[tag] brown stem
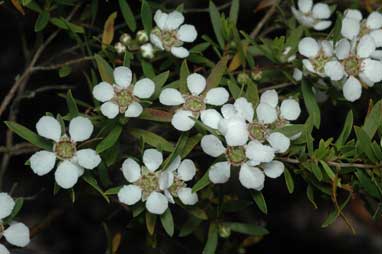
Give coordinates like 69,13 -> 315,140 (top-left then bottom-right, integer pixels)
279,157 -> 382,169
250,0 -> 279,38
31,56 -> 94,72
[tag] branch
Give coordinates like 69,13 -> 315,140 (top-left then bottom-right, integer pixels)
183,2 -> 231,13
250,0 -> 279,39
279,157 -> 382,169
31,56 -> 94,72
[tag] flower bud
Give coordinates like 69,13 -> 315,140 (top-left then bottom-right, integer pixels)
237,72 -> 250,85
136,30 -> 149,43
120,33 -> 132,45
251,68 -> 263,81
114,42 -> 126,54
141,43 -> 154,59
218,224 -> 231,238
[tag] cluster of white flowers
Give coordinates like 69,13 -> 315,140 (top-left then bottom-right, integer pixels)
114,31 -> 155,59
118,149 -> 198,215
200,90 -> 301,190
93,66 -> 155,119
291,0 -> 332,31
0,193 -> 30,254
29,116 -> 101,189
150,10 -> 197,58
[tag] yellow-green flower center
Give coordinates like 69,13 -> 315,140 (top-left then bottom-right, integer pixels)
136,171 -> 160,199
113,89 -> 135,113
226,146 -> 246,166
342,56 -> 361,76
152,27 -> 182,51
248,122 -> 268,142
312,53 -> 331,74
168,177 -> 186,197
183,95 -> 206,112
54,136 -> 76,160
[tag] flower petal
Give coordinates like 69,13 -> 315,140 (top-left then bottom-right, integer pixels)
239,164 -> 265,190
320,40 -> 334,57
200,109 -> 222,129
3,222 -> 30,247
100,101 -> 119,119
263,160 -> 285,178
313,20 -> 332,31
118,185 -> 142,205
218,116 -> 249,146
76,149 -> 101,169
92,82 -> 114,102
280,99 -> 301,121
177,187 -> 198,205
256,102 -> 277,124
154,10 -> 168,29
177,159 -> 196,181
260,89 -> 278,107
187,73 -> 206,95
344,9 -> 362,20
267,132 -> 290,153
201,135 -> 226,157
171,110 -> 195,131
343,76 -> 362,102
293,68 -> 303,81
204,87 -> 229,106
246,140 -> 275,163
166,156 -> 181,172
133,78 -> 155,99
234,97 -> 254,122
335,39 -> 351,60
54,161 -> 81,189
165,10 -> 184,30
113,66 -> 132,88
208,162 -> 231,184
145,191 -> 168,215
0,244 -> 9,254
370,29 -> 382,47
69,116 -> 93,142
159,88 -> 185,105
159,171 -> 174,190
221,104 -> 236,119
150,33 -> 164,50
29,151 -> 56,176
122,158 -> 141,182
341,17 -> 360,40
357,35 -> 376,58
171,46 -> 189,58
297,0 -> 313,13
143,149 -> 163,171
366,11 -> 382,30
312,3 -> 331,19
298,37 -> 319,58
0,192 -> 15,220
324,61 -> 345,81
177,24 -> 197,42
361,58 -> 382,83
36,116 -> 61,142
125,102 -> 143,117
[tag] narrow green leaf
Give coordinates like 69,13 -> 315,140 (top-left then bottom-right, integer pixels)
306,184 -> 318,209
362,100 -> 382,139
58,65 -> 71,77
96,124 -> 122,153
179,60 -> 190,93
229,0 -> 239,25
320,160 -> 335,181
284,168 -> 294,194
251,191 -> 267,214
139,108 -> 173,122
146,212 -> 157,235
202,223 -> 218,254
141,0 -> 152,34
140,58 -> 155,79
335,110 -> 353,148
204,56 -> 228,92
50,17 -> 84,33
66,90 -> 79,118
225,222 -> 269,236
160,209 -> 174,237
129,128 -> 174,152
355,170 -> 381,199
192,169 -> 210,193
94,54 -> 114,83
152,71 -> 170,99
105,186 -> 123,195
355,126 -> 378,162
34,10 -> 50,32
118,0 -> 136,31
302,80 -> 320,128
209,1 -> 224,48
180,133 -> 203,158
82,174 -> 110,203
321,193 -> 352,227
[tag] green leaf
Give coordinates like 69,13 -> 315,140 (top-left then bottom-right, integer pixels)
229,0 -> 239,25
5,121 -> 52,150
66,90 -> 79,118
50,17 -> 84,33
245,79 -> 259,107
140,58 -> 155,79
145,211 -> 157,235
3,198 -> 24,224
204,56 -> 228,92
306,184 -> 318,209
284,168 -> 294,194
355,170 -> 381,199
118,0 -> 136,31
105,186 -> 123,195
251,191 -> 267,214
152,71 -> 170,99
335,110 -> 353,148
321,193 -> 352,228
355,126 -> 378,162
302,80 -> 320,128
202,223 -> 218,254
319,160 -> 335,181
141,0 -> 152,34
180,133 -> 203,158
129,128 -> 174,152
82,174 -> 110,203
209,1 -> 224,48
34,10 -> 50,32
192,169 -> 210,193
362,100 -> 382,139
58,65 -> 71,77
94,54 -> 114,83
160,209 -> 174,237
225,222 -> 269,236
139,108 -> 173,122
96,124 -> 122,153
179,60 -> 190,93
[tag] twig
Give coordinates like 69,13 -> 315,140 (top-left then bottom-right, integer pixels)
183,2 -> 231,13
31,56 -> 94,72
259,82 -> 294,92
250,0 -> 279,38
279,157 -> 382,169
30,209 -> 64,238
0,143 -> 38,155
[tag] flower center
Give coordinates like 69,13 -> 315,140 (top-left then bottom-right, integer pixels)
248,122 -> 268,142
168,177 -> 186,197
342,56 -> 361,76
136,171 -> 160,199
113,88 -> 135,113
152,27 -> 182,51
226,146 -> 246,166
54,136 -> 76,160
183,95 -> 206,113
359,21 -> 370,38
312,53 -> 330,74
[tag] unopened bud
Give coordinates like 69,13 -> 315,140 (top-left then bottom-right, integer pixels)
251,68 -> 263,81
137,30 -> 149,43
237,72 -> 250,85
114,42 -> 126,54
120,33 -> 132,45
218,224 -> 231,238
141,43 -> 154,59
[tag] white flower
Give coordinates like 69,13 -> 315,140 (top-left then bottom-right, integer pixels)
298,37 -> 334,76
0,192 -> 15,220
114,42 -> 126,55
140,43 -> 154,59
293,68 -> 303,81
118,149 -> 198,215
150,10 -> 197,58
159,73 -> 229,131
93,66 -> 155,119
291,0 -> 332,31
29,116 -> 101,189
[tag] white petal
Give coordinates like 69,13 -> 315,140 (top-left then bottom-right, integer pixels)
165,10 -> 184,30
246,140 -> 275,163
201,135 -> 226,157
30,151 -> 56,176
280,99 -> 301,121
313,20 -> 332,31
359,72 -> 375,87
0,193 -> 15,220
343,76 -> 362,102
69,116 -> 93,142
177,159 -> 196,181
361,58 -> 382,82
100,101 -> 119,119
263,160 -> 285,178
372,50 -> 382,60
344,9 -> 362,20
159,88 -> 185,105
293,68 -> 303,81
370,29 -> 382,47
159,171 -> 174,190
76,149 -> 101,169
3,222 -> 30,247
122,158 -> 141,182
298,37 -> 319,58
297,0 -> 312,13
335,39 -> 351,60
92,82 -> 114,102
171,110 -> 195,131
341,17 -> 360,40
221,104 -> 236,119
200,109 -> 222,129
118,185 -> 142,205
164,189 -> 175,204
177,24 -> 197,43
312,3 -> 331,19
113,66 -> 132,88
204,87 -> 229,106
267,132 -> 290,153
324,61 -> 345,81
218,116 -> 249,146
177,187 -> 198,205
187,73 -> 206,95
36,116 -> 61,142
208,162 -> 231,184
239,164 -> 265,190
154,10 -> 168,29
234,97 -> 254,121
320,40 -> 334,57
366,11 -> 382,30
171,46 -> 189,58
133,78 -> 155,99
357,35 -> 376,58
166,156 -> 181,172
256,102 -> 277,124
145,191 -> 168,215
0,244 -> 9,254
125,102 -> 143,117
150,33 -> 164,50
260,89 -> 278,107
54,161 -> 81,189
303,59 -> 316,73
143,149 -> 163,171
